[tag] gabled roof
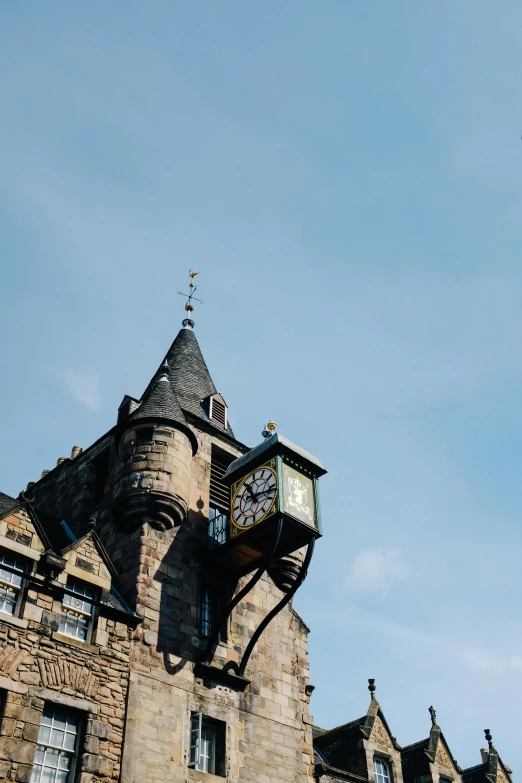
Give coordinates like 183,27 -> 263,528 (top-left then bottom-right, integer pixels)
313,715 -> 367,769
462,742 -> 512,783
61,526 -> 118,580
314,685 -> 400,775
402,708 -> 460,780
142,324 -> 234,436
0,491 -> 17,516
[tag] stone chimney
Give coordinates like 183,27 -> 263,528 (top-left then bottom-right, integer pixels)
481,749 -> 489,763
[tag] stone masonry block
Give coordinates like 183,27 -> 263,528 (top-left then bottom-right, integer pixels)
0,737 -> 36,764
86,719 -> 112,739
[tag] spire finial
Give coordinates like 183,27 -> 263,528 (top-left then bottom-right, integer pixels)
262,418 -> 277,439
429,706 -> 437,726
178,269 -> 203,329
368,678 -> 376,700
484,729 -> 493,750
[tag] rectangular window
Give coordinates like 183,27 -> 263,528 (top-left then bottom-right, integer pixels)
30,705 -> 80,783
208,506 -> 228,548
92,449 -> 110,506
59,580 -> 96,642
374,758 -> 391,783
0,549 -> 27,617
189,712 -> 226,776
200,582 -> 227,642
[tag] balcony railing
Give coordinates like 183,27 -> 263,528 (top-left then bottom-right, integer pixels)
208,510 -> 228,550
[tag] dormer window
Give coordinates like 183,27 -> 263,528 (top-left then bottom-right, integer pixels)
59,579 -> 97,642
374,758 -> 391,783
0,549 -> 27,618
208,394 -> 228,429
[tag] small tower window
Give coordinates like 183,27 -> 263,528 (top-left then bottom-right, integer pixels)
92,449 -> 110,507
199,581 -> 227,642
374,758 -> 391,783
208,394 -> 228,429
189,713 -> 226,776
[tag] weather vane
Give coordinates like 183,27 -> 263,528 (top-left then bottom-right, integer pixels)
178,269 -> 203,327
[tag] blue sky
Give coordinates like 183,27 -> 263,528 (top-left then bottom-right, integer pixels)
1,0 -> 522,773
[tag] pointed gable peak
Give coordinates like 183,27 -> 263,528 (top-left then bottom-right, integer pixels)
360,680 -> 397,750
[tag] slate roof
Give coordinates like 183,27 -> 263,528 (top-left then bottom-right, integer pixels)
34,509 -> 74,552
401,738 -> 430,782
142,325 -> 234,436
131,373 -> 186,426
313,716 -> 366,769
0,491 -> 17,516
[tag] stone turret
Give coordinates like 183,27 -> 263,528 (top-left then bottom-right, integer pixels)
112,361 -> 198,531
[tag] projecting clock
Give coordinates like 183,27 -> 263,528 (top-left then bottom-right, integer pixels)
231,464 -> 278,529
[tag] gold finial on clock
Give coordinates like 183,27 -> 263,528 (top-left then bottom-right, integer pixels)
262,418 -> 277,439
178,269 -> 203,328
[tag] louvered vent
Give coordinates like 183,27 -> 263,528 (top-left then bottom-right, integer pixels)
210,398 -> 227,428
210,449 -> 233,510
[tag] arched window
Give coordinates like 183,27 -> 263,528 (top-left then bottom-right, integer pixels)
374,758 -> 391,783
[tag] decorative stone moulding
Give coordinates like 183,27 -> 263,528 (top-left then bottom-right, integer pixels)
267,553 -> 303,593
112,488 -> 187,532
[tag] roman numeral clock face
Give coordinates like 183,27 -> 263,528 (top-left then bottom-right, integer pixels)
231,467 -> 277,528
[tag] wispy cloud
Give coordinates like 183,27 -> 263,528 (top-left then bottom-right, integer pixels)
62,369 -> 100,410
344,547 -> 412,596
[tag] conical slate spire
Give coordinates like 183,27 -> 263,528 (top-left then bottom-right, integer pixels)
132,370 -> 186,426
142,324 -> 232,432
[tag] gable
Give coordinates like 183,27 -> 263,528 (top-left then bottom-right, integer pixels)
370,716 -> 393,750
497,762 -> 510,783
0,508 -> 46,559
435,738 -> 456,772
61,531 -> 116,589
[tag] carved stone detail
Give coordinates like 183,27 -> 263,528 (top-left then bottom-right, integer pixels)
435,741 -> 454,770
0,646 -> 28,677
36,658 -> 99,697
371,716 -> 392,748
497,767 -> 509,783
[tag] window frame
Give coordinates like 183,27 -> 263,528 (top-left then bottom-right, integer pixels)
58,579 -> 97,644
30,703 -> 83,783
374,756 -> 392,783
189,712 -> 226,777
199,580 -> 228,643
0,548 -> 28,619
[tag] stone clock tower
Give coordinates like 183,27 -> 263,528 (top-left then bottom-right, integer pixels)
0,302 -> 319,783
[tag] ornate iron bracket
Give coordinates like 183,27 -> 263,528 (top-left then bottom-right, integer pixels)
224,537 -> 315,678
201,518 -> 284,665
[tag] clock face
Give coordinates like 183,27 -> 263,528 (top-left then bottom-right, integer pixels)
231,466 -> 278,528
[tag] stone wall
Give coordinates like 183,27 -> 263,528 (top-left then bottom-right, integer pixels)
0,610 -> 131,783
30,434 -> 114,538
